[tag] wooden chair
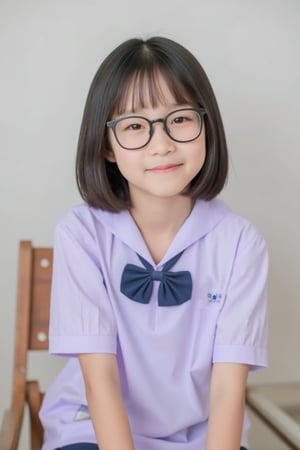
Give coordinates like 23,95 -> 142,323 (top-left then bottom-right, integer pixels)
0,241 -> 53,450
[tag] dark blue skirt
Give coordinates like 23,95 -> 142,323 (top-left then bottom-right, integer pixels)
57,444 -> 248,450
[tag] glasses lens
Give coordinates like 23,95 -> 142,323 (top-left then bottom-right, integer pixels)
166,109 -> 202,142
115,117 -> 150,150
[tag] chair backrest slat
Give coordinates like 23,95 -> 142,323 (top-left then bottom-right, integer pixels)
29,248 -> 53,350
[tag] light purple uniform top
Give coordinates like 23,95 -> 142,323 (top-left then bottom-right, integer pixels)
40,198 -> 268,450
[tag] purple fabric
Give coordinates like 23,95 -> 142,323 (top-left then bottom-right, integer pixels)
40,199 -> 268,450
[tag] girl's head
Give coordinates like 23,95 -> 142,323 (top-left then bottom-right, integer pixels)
76,36 -> 228,211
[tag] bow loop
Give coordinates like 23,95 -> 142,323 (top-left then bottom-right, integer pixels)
120,252 -> 192,307
120,264 -> 152,304
158,270 -> 192,306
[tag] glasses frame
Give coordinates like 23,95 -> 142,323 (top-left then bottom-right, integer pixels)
106,107 -> 206,150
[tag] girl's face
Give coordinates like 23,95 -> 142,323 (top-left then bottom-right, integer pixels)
106,73 -> 206,207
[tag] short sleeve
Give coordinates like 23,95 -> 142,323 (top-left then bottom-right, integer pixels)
49,216 -> 117,357
213,224 -> 268,370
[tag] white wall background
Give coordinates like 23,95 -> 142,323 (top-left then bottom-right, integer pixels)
0,1 -> 299,448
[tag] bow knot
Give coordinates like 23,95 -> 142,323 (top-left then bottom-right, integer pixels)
120,251 -> 192,307
151,271 -> 164,282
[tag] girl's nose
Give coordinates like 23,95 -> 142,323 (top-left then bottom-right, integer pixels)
148,123 -> 176,155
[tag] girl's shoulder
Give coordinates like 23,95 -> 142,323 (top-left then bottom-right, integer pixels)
192,198 -> 267,254
56,203 -> 121,235
54,203 -> 135,251
194,198 -> 264,236
207,198 -> 267,252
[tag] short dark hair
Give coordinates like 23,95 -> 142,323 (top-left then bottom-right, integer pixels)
76,36 -> 228,211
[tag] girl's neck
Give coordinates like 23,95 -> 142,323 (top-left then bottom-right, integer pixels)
130,196 -> 194,264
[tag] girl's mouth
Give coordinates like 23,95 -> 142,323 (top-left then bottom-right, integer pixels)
147,163 -> 182,173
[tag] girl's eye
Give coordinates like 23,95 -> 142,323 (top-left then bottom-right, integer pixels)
172,115 -> 191,124
119,119 -> 146,132
126,123 -> 142,131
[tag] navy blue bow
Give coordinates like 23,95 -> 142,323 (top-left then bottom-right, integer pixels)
120,251 -> 192,307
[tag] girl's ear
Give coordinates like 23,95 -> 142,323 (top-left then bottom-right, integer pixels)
105,147 -> 116,163
104,133 -> 116,162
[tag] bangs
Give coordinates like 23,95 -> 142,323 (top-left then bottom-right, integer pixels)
113,67 -> 196,116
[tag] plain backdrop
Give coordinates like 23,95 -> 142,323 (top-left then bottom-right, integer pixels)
0,1 -> 299,449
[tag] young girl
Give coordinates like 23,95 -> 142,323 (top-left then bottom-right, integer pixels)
40,36 -> 268,450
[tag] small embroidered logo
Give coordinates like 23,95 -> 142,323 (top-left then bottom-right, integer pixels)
208,293 -> 222,302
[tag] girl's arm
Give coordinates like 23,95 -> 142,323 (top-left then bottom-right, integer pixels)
205,362 -> 249,450
79,353 -> 135,450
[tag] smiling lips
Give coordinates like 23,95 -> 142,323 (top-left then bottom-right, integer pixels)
147,163 -> 182,173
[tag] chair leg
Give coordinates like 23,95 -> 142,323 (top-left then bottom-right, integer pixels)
0,405 -> 24,450
26,381 -> 44,450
